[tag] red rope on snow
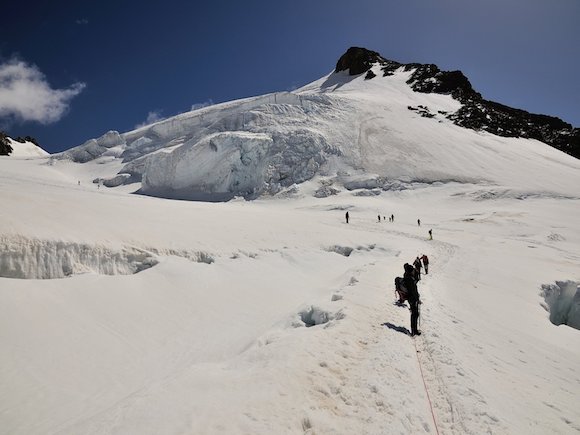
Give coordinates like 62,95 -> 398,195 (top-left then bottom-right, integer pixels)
413,338 -> 441,435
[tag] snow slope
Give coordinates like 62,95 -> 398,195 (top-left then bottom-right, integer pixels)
4,137 -> 49,157
1,62 -> 580,434
55,65 -> 580,200
1,152 -> 580,434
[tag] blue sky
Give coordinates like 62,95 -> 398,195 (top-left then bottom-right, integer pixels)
1,0 -> 579,153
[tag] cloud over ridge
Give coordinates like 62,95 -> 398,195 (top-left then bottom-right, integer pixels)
0,58 -> 85,125
134,110 -> 165,129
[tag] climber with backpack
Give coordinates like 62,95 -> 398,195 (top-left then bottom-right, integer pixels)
421,254 -> 429,274
413,256 -> 422,282
403,263 -> 421,336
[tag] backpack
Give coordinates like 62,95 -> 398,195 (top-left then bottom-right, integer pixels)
394,276 -> 405,291
395,277 -> 408,302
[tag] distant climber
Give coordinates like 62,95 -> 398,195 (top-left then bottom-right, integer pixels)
345,211 -> 350,224
421,254 -> 429,274
404,263 -> 421,336
429,229 -> 433,240
413,256 -> 422,281
378,214 -> 381,222
391,214 -> 394,223
417,219 -> 421,227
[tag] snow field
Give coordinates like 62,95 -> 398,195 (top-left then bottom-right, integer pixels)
2,164 -> 579,434
2,64 -> 580,434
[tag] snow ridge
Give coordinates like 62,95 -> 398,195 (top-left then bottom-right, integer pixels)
0,236 -> 157,279
0,235 -> 221,279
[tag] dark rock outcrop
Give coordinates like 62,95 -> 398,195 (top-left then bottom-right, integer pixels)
0,132 -> 13,156
404,64 -> 481,101
406,67 -> 580,159
335,47 -> 389,75
364,70 -> 376,80
334,47 -> 580,160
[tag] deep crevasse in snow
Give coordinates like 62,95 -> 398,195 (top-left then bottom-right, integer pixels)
541,281 -> 580,330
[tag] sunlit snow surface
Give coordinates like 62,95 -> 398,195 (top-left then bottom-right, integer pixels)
5,137 -> 49,158
1,67 -> 580,434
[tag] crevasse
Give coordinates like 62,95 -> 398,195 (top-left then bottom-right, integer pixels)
541,281 -> 580,331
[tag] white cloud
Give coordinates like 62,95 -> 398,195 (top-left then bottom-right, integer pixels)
191,99 -> 214,111
134,110 -> 165,129
133,101 -> 215,131
75,18 -> 89,25
0,58 -> 86,125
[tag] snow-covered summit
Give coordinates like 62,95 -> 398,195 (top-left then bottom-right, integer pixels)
54,48 -> 580,200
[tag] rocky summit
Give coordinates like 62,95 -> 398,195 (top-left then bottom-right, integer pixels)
335,47 -> 388,75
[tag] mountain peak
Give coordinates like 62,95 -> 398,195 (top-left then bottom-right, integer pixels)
332,47 -> 579,159
55,47 -> 579,200
335,47 -> 389,75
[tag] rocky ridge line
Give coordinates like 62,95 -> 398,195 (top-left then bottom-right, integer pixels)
335,47 -> 580,159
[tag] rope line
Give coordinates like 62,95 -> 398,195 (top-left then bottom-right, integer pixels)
413,338 -> 441,435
